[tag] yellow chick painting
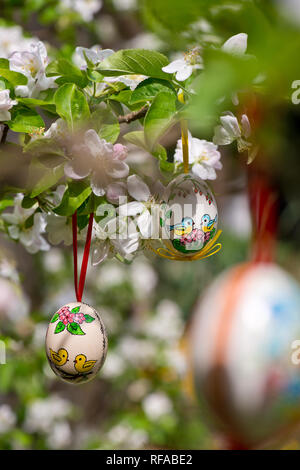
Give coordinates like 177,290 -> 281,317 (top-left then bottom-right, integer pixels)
74,354 -> 97,374
49,348 -> 69,367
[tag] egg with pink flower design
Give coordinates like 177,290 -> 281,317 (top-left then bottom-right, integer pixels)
45,302 -> 108,384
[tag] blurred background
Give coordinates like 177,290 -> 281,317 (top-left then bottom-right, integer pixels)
0,0 -> 300,450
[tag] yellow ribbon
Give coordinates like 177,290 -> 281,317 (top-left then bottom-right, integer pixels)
178,92 -> 189,174
151,230 -> 222,261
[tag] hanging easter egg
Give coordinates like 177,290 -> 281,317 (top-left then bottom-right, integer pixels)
190,262 -> 300,448
45,302 -> 108,384
160,174 -> 218,256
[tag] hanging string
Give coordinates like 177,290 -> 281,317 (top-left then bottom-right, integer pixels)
178,92 -> 189,174
72,211 -> 94,302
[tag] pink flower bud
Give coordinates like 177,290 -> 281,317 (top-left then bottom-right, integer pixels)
113,143 -> 128,160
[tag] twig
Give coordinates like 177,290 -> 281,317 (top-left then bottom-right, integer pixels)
0,124 -> 9,144
118,105 -> 148,124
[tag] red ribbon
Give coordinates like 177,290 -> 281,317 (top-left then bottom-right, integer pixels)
72,211 -> 94,302
248,170 -> 278,263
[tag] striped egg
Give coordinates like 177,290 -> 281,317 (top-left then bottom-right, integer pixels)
190,263 -> 300,448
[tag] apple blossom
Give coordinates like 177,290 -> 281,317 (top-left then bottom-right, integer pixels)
213,111 -> 258,162
222,33 -> 248,56
174,132 -> 222,180
0,89 -> 17,121
65,129 -> 129,197
2,194 -> 49,254
0,25 -> 38,58
9,41 -> 57,98
73,45 -> 114,69
162,47 -> 203,81
105,74 -> 146,90
60,0 -> 103,22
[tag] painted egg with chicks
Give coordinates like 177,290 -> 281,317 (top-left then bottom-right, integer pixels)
45,302 -> 108,384
160,174 -> 218,256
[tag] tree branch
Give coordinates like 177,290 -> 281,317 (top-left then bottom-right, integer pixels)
118,105 -> 148,124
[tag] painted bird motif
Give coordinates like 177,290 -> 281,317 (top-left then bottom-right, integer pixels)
49,348 -> 69,367
168,217 -> 194,236
74,354 -> 97,374
201,214 -> 217,233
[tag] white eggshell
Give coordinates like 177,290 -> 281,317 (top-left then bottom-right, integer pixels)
45,302 -> 108,384
161,174 -> 218,255
190,263 -> 300,447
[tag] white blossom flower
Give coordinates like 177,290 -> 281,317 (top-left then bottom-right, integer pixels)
0,25 -> 38,58
213,111 -> 258,162
2,194 -> 50,254
65,129 -> 129,197
42,249 -> 64,273
105,74 -> 146,90
46,214 -> 72,246
174,131 -> 222,180
118,336 -> 156,367
101,351 -> 126,379
43,118 -> 68,140
46,421 -> 72,449
92,215 -> 140,265
162,47 -> 203,81
0,89 -> 17,121
60,0 -> 103,21
130,258 -> 157,298
146,299 -> 184,343
24,395 -> 71,433
0,405 -> 16,434
0,278 -> 29,322
142,392 -> 173,421
125,32 -> 163,51
9,41 -> 57,98
222,33 -> 248,56
73,45 -> 114,69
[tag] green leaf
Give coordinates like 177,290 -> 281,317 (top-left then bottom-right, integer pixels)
91,107 -> 120,143
84,314 -> 95,323
0,196 -> 14,213
67,322 -> 85,335
46,59 -> 88,88
124,131 -> 174,172
54,321 -> 65,334
0,68 -> 27,86
71,306 -> 80,313
50,313 -> 59,323
29,162 -> 64,198
123,130 -> 148,150
97,49 -> 170,80
144,91 -> 177,150
130,78 -> 176,104
17,98 -> 56,114
0,59 -> 9,69
153,144 -> 174,173
54,83 -> 90,130
8,107 -> 45,133
54,180 -> 92,216
21,196 -> 37,209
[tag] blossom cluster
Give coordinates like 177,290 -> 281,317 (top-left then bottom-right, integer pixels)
0,23 -> 257,264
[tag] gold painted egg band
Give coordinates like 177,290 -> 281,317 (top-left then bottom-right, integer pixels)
151,229 -> 222,261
